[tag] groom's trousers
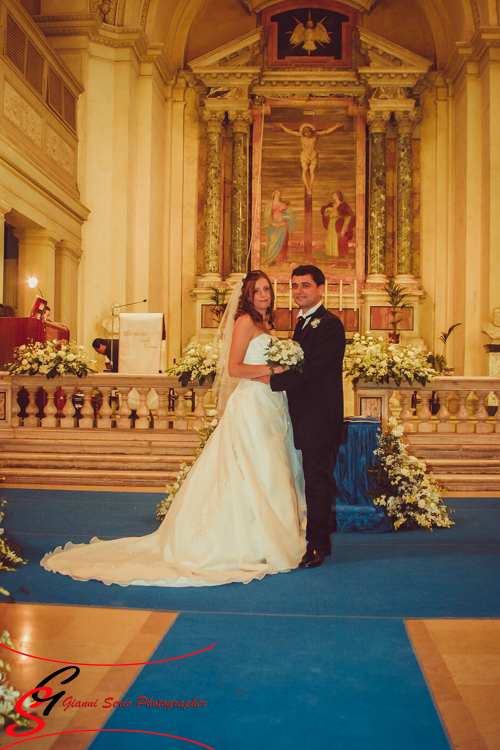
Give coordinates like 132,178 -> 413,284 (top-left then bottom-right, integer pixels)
301,440 -> 338,552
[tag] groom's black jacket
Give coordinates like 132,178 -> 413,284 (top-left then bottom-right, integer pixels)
270,305 -> 345,449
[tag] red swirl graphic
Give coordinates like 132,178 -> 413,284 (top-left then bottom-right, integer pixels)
2,729 -> 215,749
0,642 -> 214,667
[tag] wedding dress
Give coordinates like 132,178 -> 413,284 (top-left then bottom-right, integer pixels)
41,334 -> 306,587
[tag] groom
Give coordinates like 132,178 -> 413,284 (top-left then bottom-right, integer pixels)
257,265 -> 345,568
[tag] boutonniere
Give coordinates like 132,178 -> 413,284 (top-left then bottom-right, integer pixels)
310,318 -> 321,329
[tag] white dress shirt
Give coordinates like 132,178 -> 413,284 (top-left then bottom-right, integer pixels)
297,300 -> 323,328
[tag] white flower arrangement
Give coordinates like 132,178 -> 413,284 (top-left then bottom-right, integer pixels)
0,630 -> 37,731
166,340 -> 222,387
343,333 -> 437,387
369,417 -> 454,531
7,340 -> 96,379
265,338 -> 304,374
156,416 -> 219,521
310,318 -> 321,329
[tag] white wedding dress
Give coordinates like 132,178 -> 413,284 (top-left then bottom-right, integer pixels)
41,334 -> 306,587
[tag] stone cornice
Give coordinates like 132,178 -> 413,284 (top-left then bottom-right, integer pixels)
445,28 -> 500,83
34,16 -> 174,84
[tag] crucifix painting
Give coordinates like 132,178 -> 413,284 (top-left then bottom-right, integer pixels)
252,100 -> 365,281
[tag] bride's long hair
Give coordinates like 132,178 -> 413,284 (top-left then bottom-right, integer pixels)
235,270 -> 275,328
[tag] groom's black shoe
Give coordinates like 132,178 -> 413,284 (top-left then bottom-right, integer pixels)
299,548 -> 326,569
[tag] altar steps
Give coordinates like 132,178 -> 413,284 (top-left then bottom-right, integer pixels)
0,429 -> 199,487
406,435 -> 500,492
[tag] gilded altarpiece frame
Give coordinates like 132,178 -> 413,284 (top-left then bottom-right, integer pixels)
251,98 -> 366,292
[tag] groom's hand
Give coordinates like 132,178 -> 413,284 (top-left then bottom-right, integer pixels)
252,374 -> 271,384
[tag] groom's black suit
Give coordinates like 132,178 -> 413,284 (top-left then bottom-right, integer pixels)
270,305 -> 345,552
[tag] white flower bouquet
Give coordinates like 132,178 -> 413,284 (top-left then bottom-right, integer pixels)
343,333 -> 437,387
166,340 -> 221,387
265,338 -> 304,374
368,418 -> 454,531
7,340 -> 96,379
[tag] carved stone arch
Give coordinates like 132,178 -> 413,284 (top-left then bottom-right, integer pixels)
411,0 -> 477,66
165,0 -> 207,70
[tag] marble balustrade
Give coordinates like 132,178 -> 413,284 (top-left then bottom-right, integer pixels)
354,377 -> 500,434
0,373 -> 212,432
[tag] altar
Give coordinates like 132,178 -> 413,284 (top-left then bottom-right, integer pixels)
334,417 -> 393,533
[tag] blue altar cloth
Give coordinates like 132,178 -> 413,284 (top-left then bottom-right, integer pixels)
334,417 -> 393,533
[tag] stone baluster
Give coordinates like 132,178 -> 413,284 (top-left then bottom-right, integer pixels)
474,390 -> 491,433
23,385 -> 39,428
192,387 -> 208,429
202,110 -> 225,280
11,387 -> 20,427
78,386 -> 94,429
116,388 -> 132,430
97,387 -> 113,429
366,110 -> 391,282
417,388 -> 433,432
456,390 -> 472,433
135,388 -> 150,430
228,110 -> 251,277
173,386 -> 189,430
399,390 -> 414,433
41,385 -> 58,428
495,390 -> 500,433
394,110 -> 418,283
60,389 -> 76,428
436,390 -> 453,433
155,387 -> 170,430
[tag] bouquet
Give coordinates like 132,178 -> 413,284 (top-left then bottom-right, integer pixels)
166,340 -> 221,387
7,340 -> 96,379
265,338 -> 304,374
368,418 -> 454,531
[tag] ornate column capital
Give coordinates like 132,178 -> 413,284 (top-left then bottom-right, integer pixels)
367,110 -> 391,133
56,240 -> 83,264
203,110 -> 225,134
394,109 -> 420,134
228,110 -> 252,135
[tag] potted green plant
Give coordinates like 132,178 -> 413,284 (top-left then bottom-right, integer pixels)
383,279 -> 412,343
428,323 -> 462,374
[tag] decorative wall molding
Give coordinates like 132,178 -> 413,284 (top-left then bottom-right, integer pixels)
3,81 -> 42,149
46,128 -> 75,176
243,0 -> 375,13
140,0 -> 152,29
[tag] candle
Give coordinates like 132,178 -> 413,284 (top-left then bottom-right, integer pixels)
289,279 -> 292,311
274,279 -> 277,310
354,279 -> 357,312
324,280 -> 328,308
339,280 -> 343,312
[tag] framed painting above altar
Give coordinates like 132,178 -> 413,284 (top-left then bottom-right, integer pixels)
251,98 -> 366,284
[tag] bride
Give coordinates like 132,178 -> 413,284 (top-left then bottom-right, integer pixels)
41,271 -> 306,587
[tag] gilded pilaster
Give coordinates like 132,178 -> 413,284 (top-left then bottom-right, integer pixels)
202,110 -> 225,278
367,111 -> 390,282
395,110 -> 417,281
0,199 -> 12,304
228,110 -> 252,276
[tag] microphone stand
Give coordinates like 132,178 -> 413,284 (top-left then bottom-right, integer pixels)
109,299 -> 147,372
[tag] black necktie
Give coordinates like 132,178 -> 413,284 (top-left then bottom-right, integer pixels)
295,316 -> 307,335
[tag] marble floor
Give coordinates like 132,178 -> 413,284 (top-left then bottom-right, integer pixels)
1,484 -> 499,750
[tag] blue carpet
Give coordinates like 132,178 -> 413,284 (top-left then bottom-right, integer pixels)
2,489 -> 499,618
86,613 -> 451,750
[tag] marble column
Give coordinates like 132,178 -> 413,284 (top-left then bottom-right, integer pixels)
55,240 -> 82,334
395,110 -> 416,282
0,200 -> 12,304
202,110 -> 225,280
367,111 -> 390,283
228,110 -> 252,278
14,228 -> 60,316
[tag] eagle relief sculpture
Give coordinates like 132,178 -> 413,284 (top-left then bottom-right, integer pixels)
288,10 -> 331,54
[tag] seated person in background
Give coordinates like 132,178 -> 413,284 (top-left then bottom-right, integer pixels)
92,338 -> 119,372
43,306 -> 51,321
